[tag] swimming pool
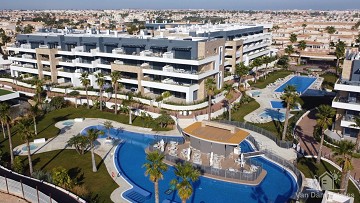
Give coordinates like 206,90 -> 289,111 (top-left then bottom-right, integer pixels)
275,76 -> 316,94
259,109 -> 286,122
251,91 -> 262,97
270,101 -> 299,110
22,144 -> 38,151
82,125 -> 297,203
62,120 -> 75,126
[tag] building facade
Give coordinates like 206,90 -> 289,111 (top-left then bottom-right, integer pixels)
7,23 -> 271,103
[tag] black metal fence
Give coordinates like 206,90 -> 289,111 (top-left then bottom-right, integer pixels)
217,120 -> 293,149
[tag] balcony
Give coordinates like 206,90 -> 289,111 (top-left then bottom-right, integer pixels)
341,115 -> 359,129
243,41 -> 271,53
246,48 -> 270,60
334,79 -> 360,93
332,96 -> 360,111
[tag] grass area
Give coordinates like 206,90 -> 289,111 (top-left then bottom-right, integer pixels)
320,73 -> 338,90
248,70 -> 293,89
25,149 -> 118,202
297,158 -> 360,202
231,99 -> 260,122
0,88 -> 13,96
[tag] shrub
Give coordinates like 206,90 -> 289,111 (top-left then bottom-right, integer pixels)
52,167 -> 72,189
32,170 -> 53,183
155,95 -> 163,102
13,156 -> 24,174
71,185 -> 90,200
50,96 -> 66,110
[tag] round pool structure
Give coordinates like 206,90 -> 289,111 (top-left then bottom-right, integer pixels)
22,144 -> 38,151
82,125 -> 298,203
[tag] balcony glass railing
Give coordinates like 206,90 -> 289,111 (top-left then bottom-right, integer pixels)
335,96 -> 360,104
337,79 -> 360,87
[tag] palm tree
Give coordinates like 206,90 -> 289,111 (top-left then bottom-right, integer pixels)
251,57 -> 263,83
235,62 -> 249,85
143,151 -> 168,203
223,83 -> 235,121
297,40 -> 307,65
33,79 -> 44,105
0,102 -> 9,138
123,93 -> 134,125
350,116 -> 360,151
261,56 -> 272,79
325,26 -> 336,51
80,72 -> 90,109
103,120 -> 113,136
333,140 -> 355,194
95,73 -> 105,111
272,25 -> 280,33
285,45 -> 295,57
86,128 -> 104,172
289,33 -> 297,44
280,85 -> 300,140
171,162 -> 200,203
155,111 -> 175,128
301,23 -> 307,35
27,104 -> 41,135
68,91 -> 80,108
335,41 -> 346,76
18,118 -> 36,175
110,71 -> 122,114
204,78 -> 216,120
5,115 -> 14,167
315,105 -> 336,163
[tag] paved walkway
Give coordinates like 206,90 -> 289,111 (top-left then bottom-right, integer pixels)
0,192 -> 29,203
296,110 -> 360,180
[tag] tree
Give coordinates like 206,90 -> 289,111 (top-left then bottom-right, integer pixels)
13,156 -> 24,174
350,116 -> 360,151
27,104 -> 41,135
280,85 -> 300,140
122,93 -> 134,124
17,118 -> 36,175
315,105 -> 336,163
80,72 -> 90,109
95,73 -> 105,111
301,23 -> 307,35
333,140 -> 355,194
261,56 -> 272,79
272,25 -> 280,33
49,96 -> 66,110
335,41 -> 346,76
297,40 -> 307,65
250,57 -> 263,83
223,83 -> 235,121
68,91 -> 80,108
110,71 -> 122,114
171,162 -> 200,203
235,62 -> 249,85
285,45 -> 295,57
204,78 -> 216,120
67,134 -> 89,155
0,102 -> 9,138
289,33 -> 297,44
325,26 -> 336,51
86,128 -> 104,172
103,121 -> 113,136
155,111 -> 175,128
277,55 -> 290,69
23,24 -> 35,34
32,79 -> 44,105
143,151 -> 168,203
5,115 -> 14,168
52,167 -> 72,189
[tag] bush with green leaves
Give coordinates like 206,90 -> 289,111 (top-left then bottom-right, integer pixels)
52,166 -> 72,189
13,156 -> 24,174
32,170 -> 53,183
50,96 -> 67,110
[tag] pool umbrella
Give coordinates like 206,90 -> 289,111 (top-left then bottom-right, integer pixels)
187,148 -> 191,161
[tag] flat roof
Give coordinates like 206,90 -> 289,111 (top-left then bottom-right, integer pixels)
183,122 -> 249,145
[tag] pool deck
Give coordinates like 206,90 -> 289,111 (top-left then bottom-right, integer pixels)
245,74 -> 323,123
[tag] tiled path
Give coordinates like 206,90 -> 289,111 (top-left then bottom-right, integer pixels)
295,110 -> 360,180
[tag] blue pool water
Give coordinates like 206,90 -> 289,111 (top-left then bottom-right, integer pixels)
62,120 -> 75,126
270,101 -> 299,110
252,91 -> 262,97
259,109 -> 286,122
82,125 -> 297,203
275,76 -> 316,94
22,144 -> 37,151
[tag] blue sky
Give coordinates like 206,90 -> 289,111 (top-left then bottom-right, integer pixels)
1,0 -> 360,10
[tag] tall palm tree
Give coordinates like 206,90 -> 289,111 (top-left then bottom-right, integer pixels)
171,162 -> 200,203
251,57 -> 263,83
110,71 -> 122,114
18,118 -> 36,175
261,56 -> 272,79
5,115 -> 14,167
280,85 -> 300,140
333,140 -> 355,194
350,116 -> 360,151
297,40 -> 307,65
335,41 -> 346,76
95,73 -> 105,111
325,26 -> 336,51
143,151 -> 168,203
103,120 -> 113,136
316,105 -> 336,163
0,102 -> 9,138
33,79 -> 44,105
27,104 -> 41,135
223,83 -> 235,121
235,62 -> 249,85
204,78 -> 216,120
301,23 -> 307,35
285,45 -> 295,57
86,128 -> 104,172
122,93 -> 135,125
80,72 -> 90,109
289,33 -> 297,44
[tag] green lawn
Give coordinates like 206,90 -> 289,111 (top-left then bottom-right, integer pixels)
297,158 -> 360,202
25,150 -> 117,202
249,70 -> 293,89
320,73 -> 338,90
231,99 -> 260,122
0,89 -> 13,96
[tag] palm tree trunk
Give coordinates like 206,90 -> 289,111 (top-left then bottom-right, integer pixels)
228,103 -> 232,121
91,143 -> 97,172
27,140 -> 33,175
114,85 -> 118,115
33,116 -> 37,135
298,53 -> 301,65
208,95 -> 211,121
343,170 -> 350,194
75,97 -> 78,108
86,88 -> 90,109
1,122 -> 5,138
100,90 -> 103,111
154,181 -> 159,203
265,64 -> 268,79
6,123 -> 14,167
317,132 -> 325,163
356,133 -> 360,151
282,105 -> 290,140
129,109 -> 132,125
